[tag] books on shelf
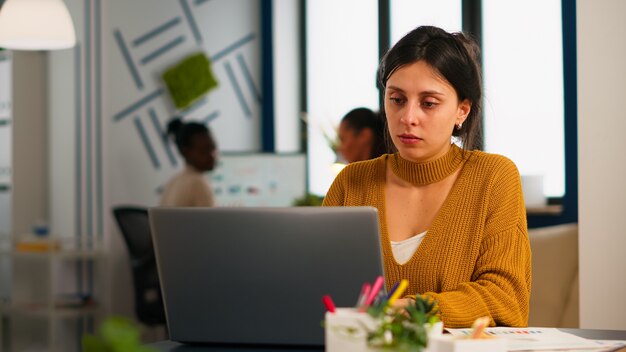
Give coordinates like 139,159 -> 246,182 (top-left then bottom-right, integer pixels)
11,234 -> 102,254
15,238 -> 61,252
54,293 -> 96,309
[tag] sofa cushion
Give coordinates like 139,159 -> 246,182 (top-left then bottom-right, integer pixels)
528,223 -> 579,327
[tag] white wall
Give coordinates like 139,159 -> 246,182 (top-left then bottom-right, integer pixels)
48,46 -> 76,240
272,0 -> 301,153
578,0 -> 626,330
11,52 -> 48,235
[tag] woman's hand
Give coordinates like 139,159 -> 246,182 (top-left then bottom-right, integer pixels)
392,297 -> 415,309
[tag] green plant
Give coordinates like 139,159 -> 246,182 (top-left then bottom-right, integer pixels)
292,193 -> 324,206
162,52 -> 218,110
82,316 -> 156,352
365,296 -> 440,351
321,125 -> 339,154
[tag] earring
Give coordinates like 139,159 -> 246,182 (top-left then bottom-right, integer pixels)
456,122 -> 463,130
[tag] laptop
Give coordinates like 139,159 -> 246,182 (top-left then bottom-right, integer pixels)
149,206 -> 384,347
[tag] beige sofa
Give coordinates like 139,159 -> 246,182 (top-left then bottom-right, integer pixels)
528,223 -> 579,328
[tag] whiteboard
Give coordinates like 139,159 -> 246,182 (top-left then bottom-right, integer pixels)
208,153 -> 306,207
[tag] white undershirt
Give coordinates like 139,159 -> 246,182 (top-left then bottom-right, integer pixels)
390,231 -> 427,265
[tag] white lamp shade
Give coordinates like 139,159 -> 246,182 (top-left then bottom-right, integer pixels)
0,0 -> 76,50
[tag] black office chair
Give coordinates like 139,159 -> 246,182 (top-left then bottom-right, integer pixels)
112,206 -> 166,328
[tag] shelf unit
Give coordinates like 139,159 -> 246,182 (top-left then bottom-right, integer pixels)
0,238 -> 106,352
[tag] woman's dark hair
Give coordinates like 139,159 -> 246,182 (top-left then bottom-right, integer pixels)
377,25 -> 483,151
341,107 -> 389,158
165,117 -> 212,153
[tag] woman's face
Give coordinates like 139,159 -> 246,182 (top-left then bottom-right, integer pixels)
184,133 -> 217,172
337,121 -> 372,163
384,60 -> 470,163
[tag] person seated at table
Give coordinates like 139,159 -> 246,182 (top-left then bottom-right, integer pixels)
160,117 -> 217,207
323,25 -> 531,328
336,107 -> 388,163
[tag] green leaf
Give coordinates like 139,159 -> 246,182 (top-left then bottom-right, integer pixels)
82,316 -> 157,352
293,193 -> 324,206
100,316 -> 142,351
360,298 -> 438,351
82,334 -> 110,352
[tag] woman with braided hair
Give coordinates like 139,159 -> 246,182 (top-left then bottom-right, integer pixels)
160,118 -> 217,207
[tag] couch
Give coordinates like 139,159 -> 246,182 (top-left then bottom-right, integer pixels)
527,223 -> 579,328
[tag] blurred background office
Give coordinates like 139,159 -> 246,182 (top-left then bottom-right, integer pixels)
0,0 -> 625,350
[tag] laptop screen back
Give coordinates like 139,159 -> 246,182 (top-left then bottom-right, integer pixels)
149,206 -> 384,347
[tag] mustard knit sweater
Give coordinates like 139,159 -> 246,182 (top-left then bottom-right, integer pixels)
322,145 -> 531,328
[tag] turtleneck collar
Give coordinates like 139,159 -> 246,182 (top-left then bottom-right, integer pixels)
389,144 -> 466,186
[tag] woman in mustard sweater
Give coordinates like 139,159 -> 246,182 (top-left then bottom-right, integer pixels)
322,26 -> 531,328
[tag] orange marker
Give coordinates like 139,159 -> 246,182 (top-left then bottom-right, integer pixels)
470,317 -> 490,339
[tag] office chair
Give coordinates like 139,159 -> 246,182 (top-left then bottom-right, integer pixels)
112,206 -> 167,328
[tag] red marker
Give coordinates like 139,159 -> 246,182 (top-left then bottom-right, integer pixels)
322,295 -> 336,313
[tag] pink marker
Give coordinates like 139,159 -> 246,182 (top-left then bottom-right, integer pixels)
360,276 -> 384,311
356,283 -> 371,307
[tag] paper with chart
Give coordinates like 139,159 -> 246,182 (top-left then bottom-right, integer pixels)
446,327 -> 625,351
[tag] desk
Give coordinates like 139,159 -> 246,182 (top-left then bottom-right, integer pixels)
147,329 -> 626,351
147,340 -> 323,351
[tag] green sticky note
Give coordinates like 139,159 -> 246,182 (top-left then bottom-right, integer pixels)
162,52 -> 218,110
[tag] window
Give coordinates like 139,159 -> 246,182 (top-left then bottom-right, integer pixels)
391,0 -> 462,44
482,0 -> 565,198
306,0 -> 379,196
304,0 -> 571,212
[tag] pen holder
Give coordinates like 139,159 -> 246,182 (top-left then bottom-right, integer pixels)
325,308 -> 444,352
325,308 -> 380,352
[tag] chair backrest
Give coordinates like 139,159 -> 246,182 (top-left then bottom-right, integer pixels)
528,223 -> 579,328
112,207 -> 153,260
112,206 -> 166,327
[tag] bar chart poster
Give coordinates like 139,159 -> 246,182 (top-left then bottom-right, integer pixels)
210,154 -> 306,207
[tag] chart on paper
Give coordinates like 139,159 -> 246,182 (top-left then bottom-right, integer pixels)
445,327 -> 626,351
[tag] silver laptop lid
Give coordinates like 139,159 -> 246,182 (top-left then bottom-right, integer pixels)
149,206 -> 383,347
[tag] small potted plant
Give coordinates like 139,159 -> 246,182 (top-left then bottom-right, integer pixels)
366,295 -> 442,351
325,295 -> 442,352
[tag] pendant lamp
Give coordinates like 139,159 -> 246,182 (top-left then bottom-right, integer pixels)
0,0 -> 76,50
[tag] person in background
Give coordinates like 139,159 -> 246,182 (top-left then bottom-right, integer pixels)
160,118 -> 217,207
323,26 -> 531,328
337,107 -> 388,163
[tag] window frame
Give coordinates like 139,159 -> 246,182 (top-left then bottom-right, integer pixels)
297,0 -> 577,227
